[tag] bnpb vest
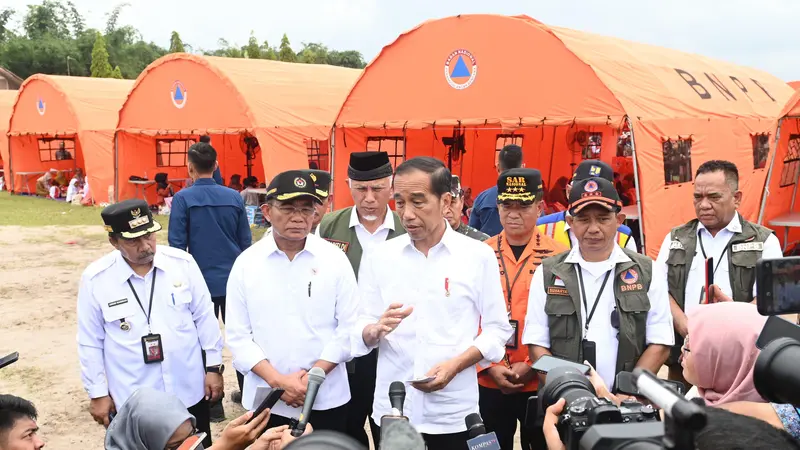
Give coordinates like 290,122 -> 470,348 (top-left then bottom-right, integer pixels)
542,248 -> 652,375
537,211 -> 633,249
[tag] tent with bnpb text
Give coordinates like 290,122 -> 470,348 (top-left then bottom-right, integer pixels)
331,14 -> 794,257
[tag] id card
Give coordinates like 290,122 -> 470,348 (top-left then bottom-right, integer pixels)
582,339 -> 596,369
506,319 -> 519,349
141,334 -> 164,364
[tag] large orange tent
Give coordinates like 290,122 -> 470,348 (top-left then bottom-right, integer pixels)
0,90 -> 18,184
789,81 -> 800,90
7,75 -> 133,201
115,54 -> 360,203
758,90 -> 800,249
332,14 -> 794,257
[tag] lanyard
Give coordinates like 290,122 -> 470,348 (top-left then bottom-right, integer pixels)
497,236 -> 531,314
697,231 -> 729,277
127,270 -> 157,333
576,267 -> 612,335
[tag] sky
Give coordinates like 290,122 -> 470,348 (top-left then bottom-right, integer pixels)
5,0 -> 800,81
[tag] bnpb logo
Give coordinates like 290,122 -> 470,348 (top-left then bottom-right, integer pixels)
36,98 -> 46,116
444,49 -> 477,90
171,81 -> 187,109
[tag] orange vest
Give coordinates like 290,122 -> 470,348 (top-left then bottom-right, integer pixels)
478,230 -> 569,392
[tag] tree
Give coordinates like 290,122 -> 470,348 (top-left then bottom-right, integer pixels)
90,32 -> 113,77
327,50 -> 366,69
23,1 -> 70,40
261,40 -> 277,60
244,31 -> 260,59
277,33 -> 296,62
111,65 -> 123,79
0,8 -> 15,42
298,42 -> 328,64
168,31 -> 185,53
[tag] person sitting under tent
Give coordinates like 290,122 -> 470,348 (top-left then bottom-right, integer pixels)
66,168 -> 86,204
35,169 -> 59,196
154,172 -> 175,209
55,141 -> 73,160
240,176 -> 261,207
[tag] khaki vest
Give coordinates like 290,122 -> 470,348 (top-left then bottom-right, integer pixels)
318,207 -> 405,280
542,248 -> 653,375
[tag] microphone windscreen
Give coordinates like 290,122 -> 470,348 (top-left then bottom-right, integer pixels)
380,420 -> 425,450
308,367 -> 326,383
389,381 -> 406,396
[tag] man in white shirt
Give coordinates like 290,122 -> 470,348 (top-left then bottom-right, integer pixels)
77,199 -> 224,448
226,170 -> 359,433
525,177 -> 674,390
353,157 -> 512,450
655,160 -> 782,385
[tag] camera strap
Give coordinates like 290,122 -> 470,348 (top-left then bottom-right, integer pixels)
577,267 -> 612,336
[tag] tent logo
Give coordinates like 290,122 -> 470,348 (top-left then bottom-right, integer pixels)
444,49 -> 477,90
170,81 -> 187,109
36,98 -> 46,116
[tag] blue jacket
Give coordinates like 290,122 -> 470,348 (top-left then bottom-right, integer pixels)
168,178 -> 251,297
469,186 -> 503,237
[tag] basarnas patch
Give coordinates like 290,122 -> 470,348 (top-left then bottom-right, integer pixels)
324,238 -> 350,253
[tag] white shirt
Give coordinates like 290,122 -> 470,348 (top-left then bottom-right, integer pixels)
66,178 -> 80,202
564,216 -> 638,252
523,245 -> 674,388
226,232 -> 360,419
76,246 -> 223,410
655,212 -> 783,314
350,206 -> 395,279
352,224 -> 512,435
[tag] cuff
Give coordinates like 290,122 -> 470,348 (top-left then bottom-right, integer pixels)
234,343 -> 268,373
478,362 -> 500,373
204,349 -> 223,367
473,334 -> 505,366
351,322 -> 377,358
86,384 -> 109,399
319,343 -> 346,365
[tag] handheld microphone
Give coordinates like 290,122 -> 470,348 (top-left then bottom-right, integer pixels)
389,381 -> 406,416
290,367 -> 326,437
465,413 -> 501,450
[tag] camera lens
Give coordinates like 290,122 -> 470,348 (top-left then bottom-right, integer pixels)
754,337 -> 800,406
540,365 -> 597,411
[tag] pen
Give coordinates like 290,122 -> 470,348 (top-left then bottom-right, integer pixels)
308,282 -> 312,298
171,293 -> 175,305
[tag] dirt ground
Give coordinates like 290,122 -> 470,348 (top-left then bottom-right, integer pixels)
0,225 -> 246,449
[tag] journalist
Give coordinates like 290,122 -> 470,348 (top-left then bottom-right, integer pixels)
0,394 -> 45,450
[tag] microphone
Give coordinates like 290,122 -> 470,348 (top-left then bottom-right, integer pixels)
389,381 -> 406,416
465,413 -> 500,450
380,419 -> 425,450
291,367 -> 326,437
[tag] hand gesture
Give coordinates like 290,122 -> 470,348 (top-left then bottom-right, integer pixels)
214,408 -> 272,449
363,303 -> 413,346
205,372 -> 224,402
412,359 -> 460,393
272,423 -> 313,450
89,396 -> 116,428
486,365 -> 525,394
249,425 -> 289,450
278,370 -> 308,408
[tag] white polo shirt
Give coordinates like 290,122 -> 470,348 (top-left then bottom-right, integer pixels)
352,223 -> 512,435
77,246 -> 224,410
225,232 -> 360,419
523,245 -> 674,388
350,206 -> 395,279
655,212 -> 783,314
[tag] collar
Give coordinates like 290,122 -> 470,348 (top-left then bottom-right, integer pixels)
497,229 -> 542,262
192,178 -> 216,186
564,212 -> 572,231
349,205 -> 395,231
565,243 -> 630,276
405,220 -> 457,256
114,247 -> 166,284
697,211 -> 741,235
262,228 -> 318,257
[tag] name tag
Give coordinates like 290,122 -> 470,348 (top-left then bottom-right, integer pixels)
324,238 -> 350,253
669,240 -> 685,250
731,242 -> 764,252
547,286 -> 570,297
108,299 -> 128,307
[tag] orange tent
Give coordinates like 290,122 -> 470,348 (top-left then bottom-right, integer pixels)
332,14 -> 794,257
0,90 -> 17,180
790,81 -> 800,90
115,54 -> 360,203
758,90 -> 800,249
7,75 -> 133,201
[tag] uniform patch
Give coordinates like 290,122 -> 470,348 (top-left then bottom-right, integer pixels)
732,242 -> 764,252
553,276 -> 565,287
547,286 -> 570,296
669,240 -> 685,250
584,180 -> 599,193
620,283 -> 645,292
108,299 -> 128,307
621,269 -> 639,284
324,238 -> 350,253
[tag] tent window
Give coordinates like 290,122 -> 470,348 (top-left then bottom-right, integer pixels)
38,138 -> 75,162
156,138 -> 196,168
779,135 -> 800,187
752,134 -> 770,170
582,132 -> 603,160
495,134 -> 523,166
366,137 -> 405,170
307,139 -> 328,171
662,138 -> 693,185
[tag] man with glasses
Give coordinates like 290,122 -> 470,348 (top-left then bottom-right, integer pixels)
226,170 -> 360,433
446,175 -> 489,241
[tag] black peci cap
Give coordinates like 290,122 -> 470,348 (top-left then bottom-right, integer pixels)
348,151 -> 393,181
572,159 -> 614,183
101,199 -> 162,239
266,170 -> 322,204
568,177 -> 622,215
300,169 -> 331,199
497,168 -> 543,203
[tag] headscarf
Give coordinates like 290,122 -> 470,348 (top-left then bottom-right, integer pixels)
687,302 -> 767,406
105,387 -> 198,450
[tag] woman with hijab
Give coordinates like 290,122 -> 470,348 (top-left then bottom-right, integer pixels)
681,302 -> 768,405
105,387 -> 287,450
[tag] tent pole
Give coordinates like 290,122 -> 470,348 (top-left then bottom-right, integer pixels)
329,127 -> 336,213
758,119 -> 783,224
7,134 -> 13,193
627,117 -> 646,253
114,131 -> 119,203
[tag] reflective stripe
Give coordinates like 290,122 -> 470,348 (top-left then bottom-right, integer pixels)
553,220 -> 570,248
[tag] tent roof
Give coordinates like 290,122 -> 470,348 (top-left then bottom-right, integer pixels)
117,53 -> 361,134
789,81 -> 800,90
778,89 -> 800,119
336,14 -> 792,128
9,75 -> 133,135
0,90 -> 17,131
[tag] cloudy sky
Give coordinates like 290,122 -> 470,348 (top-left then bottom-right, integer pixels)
5,0 -> 800,81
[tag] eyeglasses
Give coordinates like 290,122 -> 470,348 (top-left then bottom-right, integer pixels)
275,205 -> 315,217
679,335 -> 690,364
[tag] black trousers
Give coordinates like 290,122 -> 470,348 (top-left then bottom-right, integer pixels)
479,386 -> 546,450
344,350 -> 380,447
266,403 -> 348,434
211,295 -> 244,392
373,423 -> 470,450
187,398 -> 212,448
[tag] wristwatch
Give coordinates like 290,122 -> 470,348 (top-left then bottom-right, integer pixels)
206,364 -> 225,374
